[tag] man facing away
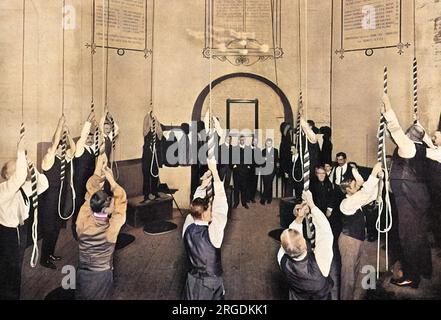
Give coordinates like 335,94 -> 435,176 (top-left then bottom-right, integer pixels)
183,160 -> 228,300
382,93 -> 441,288
76,153 -> 127,300
278,190 -> 334,300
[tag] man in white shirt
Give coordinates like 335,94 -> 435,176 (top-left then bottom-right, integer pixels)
277,190 -> 334,300
0,137 -> 48,299
183,160 -> 228,300
338,162 -> 382,300
260,138 -> 279,205
72,112 -> 98,240
330,152 -> 353,186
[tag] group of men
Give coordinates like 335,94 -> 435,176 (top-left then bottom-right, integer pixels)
185,94 -> 441,301
276,94 -> 441,300
0,111 -> 126,300
1,91 -> 441,301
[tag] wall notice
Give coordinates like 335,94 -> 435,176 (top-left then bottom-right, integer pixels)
213,0 -> 272,45
95,0 -> 146,51
343,0 -> 400,50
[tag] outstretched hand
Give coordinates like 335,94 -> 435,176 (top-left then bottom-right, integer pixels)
17,136 -> 26,153
371,162 -> 383,178
381,94 -> 391,114
103,166 -> 116,186
302,190 -> 315,210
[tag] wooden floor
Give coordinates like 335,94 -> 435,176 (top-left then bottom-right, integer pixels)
20,200 -> 441,300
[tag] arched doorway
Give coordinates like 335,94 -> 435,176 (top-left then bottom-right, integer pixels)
190,72 -> 294,198
191,72 -> 293,123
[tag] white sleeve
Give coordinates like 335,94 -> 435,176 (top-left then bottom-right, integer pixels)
208,181 -> 228,248
277,246 -> 286,267
340,175 -> 379,215
427,148 -> 441,163
0,151 -> 27,202
36,171 -> 49,195
310,206 -> 334,277
182,214 -> 195,237
383,109 -> 416,159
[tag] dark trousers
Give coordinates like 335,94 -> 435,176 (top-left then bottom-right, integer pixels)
233,169 -> 248,207
0,223 -> 27,300
429,200 -> 441,247
284,177 -> 303,199
262,173 -> 275,201
390,180 -> 432,282
41,190 -> 63,261
218,165 -> 232,190
142,147 -> 159,197
247,168 -> 258,201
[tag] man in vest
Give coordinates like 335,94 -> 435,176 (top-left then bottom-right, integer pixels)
182,159 -> 228,300
382,94 -> 441,288
338,162 -> 382,300
76,153 -> 127,300
72,112 -> 97,240
278,190 -> 334,300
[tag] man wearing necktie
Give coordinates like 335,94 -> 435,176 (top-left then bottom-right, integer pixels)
0,137 -> 48,299
72,113 -> 98,240
260,138 -> 279,205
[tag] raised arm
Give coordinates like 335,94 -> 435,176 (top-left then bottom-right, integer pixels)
153,113 -> 163,140
0,139 -> 28,200
351,165 -> 365,188
212,116 -> 225,146
65,126 -> 76,160
300,117 -> 318,144
42,116 -> 65,171
103,166 -> 127,243
207,160 -> 228,248
303,191 -> 333,277
75,113 -> 94,158
382,94 -> 416,159
340,163 -> 381,215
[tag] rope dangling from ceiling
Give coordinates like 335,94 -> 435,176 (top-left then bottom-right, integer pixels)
90,0 -> 101,157
101,0 -> 119,178
205,0 -> 216,202
148,0 -> 160,180
58,0 -> 76,221
412,0 -> 419,124
19,0 -> 39,267
375,66 -> 393,279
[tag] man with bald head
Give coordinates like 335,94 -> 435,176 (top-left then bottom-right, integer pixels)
0,137 -> 48,299
277,190 -> 334,300
382,95 -> 441,288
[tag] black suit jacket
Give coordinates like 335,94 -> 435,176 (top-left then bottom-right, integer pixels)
262,148 -> 279,175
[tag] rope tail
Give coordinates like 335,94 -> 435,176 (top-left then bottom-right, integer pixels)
375,66 -> 393,279
293,91 -> 304,183
412,57 -> 418,124
58,130 -> 76,221
150,113 -> 160,179
28,161 -> 39,267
